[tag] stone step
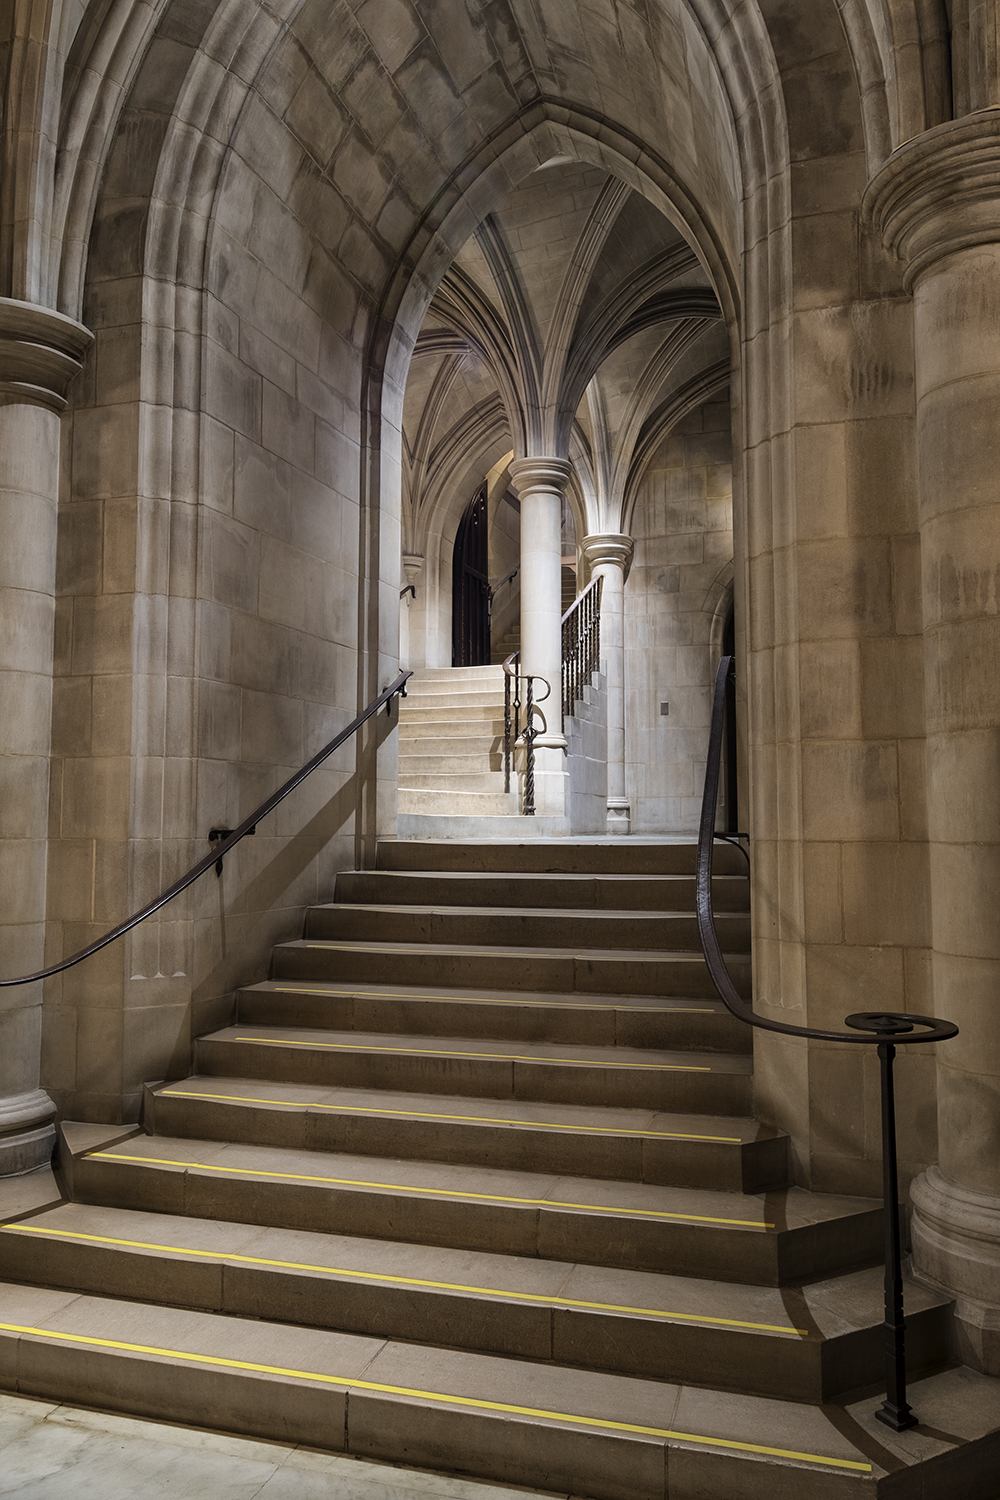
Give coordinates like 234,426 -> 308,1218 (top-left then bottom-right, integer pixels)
398,773 -> 508,792
398,754 -> 504,776
376,838 -> 747,875
398,790 -> 519,816
396,705 -> 506,724
0,1274 -> 970,1499
397,813 -> 570,838
400,689 -> 506,709
270,936 -> 753,998
236,979 -> 753,1054
0,1203 -> 950,1404
191,1025 -> 754,1115
334,868 -> 751,912
65,1132 -> 883,1285
144,1075 -> 782,1191
304,902 -> 752,953
397,734 -> 501,756
409,666 -> 505,682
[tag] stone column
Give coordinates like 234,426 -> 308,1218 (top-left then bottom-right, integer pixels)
582,534 -> 633,834
867,116 -> 1000,1373
399,552 -> 423,670
508,457 -> 570,819
0,297 -> 91,1175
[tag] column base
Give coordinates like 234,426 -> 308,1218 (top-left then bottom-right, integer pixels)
912,1165 -> 1000,1374
0,1087 -> 57,1177
0,1122 -> 56,1176
607,799 -> 630,835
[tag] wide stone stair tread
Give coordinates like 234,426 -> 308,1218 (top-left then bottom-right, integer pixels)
147,1074 -> 789,1191
304,900 -> 750,950
193,1024 -> 753,1115
376,838 -> 748,874
0,1202 -> 950,1402
335,868 -> 751,910
2,1275 -> 972,1497
237,979 -> 753,1056
68,1132 -> 883,1284
272,935 -> 752,999
196,1023 -> 750,1074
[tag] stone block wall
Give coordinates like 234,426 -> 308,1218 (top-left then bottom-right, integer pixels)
624,399 -> 733,833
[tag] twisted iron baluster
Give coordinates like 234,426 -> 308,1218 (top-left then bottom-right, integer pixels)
504,667 -> 512,793
524,676 -> 535,815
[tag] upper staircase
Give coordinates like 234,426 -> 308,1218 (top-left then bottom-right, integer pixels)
1,838 -> 994,1497
397,665 -> 517,820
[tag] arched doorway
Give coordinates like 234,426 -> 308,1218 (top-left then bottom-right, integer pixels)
452,485 -> 490,666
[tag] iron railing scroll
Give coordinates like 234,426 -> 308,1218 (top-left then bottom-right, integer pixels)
561,575 -> 602,721
502,652 -> 551,816
696,655 -> 958,1433
0,671 -> 412,991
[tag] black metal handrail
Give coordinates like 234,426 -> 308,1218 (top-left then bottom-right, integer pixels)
502,652 -> 550,816
561,575 -> 602,721
0,670 -> 413,989
697,655 -> 958,1432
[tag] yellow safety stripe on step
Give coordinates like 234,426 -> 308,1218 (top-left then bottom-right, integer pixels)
160,1088 -> 744,1143
88,1152 -> 774,1228
272,987 -> 717,1013
229,1036 -> 711,1072
9,1224 -> 810,1335
0,1321 -> 869,1472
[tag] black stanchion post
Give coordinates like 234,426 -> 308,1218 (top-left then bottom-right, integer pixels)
875,1027 -> 918,1431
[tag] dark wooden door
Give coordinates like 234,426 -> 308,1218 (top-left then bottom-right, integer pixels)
452,485 -> 491,666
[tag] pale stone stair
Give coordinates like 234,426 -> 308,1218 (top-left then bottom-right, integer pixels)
398,666 -> 517,819
2,837 -> 995,1495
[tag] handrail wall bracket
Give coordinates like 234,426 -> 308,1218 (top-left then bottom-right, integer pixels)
1,671 -> 413,988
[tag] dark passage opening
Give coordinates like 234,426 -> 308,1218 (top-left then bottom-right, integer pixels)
723,605 -> 738,831
452,484 -> 491,666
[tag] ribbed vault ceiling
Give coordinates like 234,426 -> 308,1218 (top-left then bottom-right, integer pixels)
402,159 -> 727,545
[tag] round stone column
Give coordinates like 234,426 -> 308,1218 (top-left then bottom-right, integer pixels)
508,457 -> 570,819
0,297 -> 91,1175
867,116 -> 1000,1372
582,534 -> 633,834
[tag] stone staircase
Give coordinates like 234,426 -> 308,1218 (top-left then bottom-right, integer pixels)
398,666 -> 517,820
1,838 -> 995,1496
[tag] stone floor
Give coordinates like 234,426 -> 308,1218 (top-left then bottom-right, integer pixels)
0,1390 -> 570,1499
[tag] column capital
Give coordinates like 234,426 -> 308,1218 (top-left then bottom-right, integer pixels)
0,297 -> 92,412
508,456 -> 573,498
864,112 -> 1000,290
582,533 -> 634,579
402,552 -> 424,584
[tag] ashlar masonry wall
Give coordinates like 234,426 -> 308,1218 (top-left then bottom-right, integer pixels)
624,399 -> 733,834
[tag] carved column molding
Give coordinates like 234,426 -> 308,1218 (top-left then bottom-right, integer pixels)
0,298 -> 91,1174
866,117 -> 1000,1372
582,534 -> 633,834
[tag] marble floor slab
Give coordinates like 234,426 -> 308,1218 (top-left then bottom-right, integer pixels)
0,1391 -> 575,1499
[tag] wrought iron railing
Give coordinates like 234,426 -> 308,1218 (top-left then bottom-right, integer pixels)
502,652 -> 550,817
561,575 -> 602,720
696,655 -> 957,1432
0,671 -> 412,990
